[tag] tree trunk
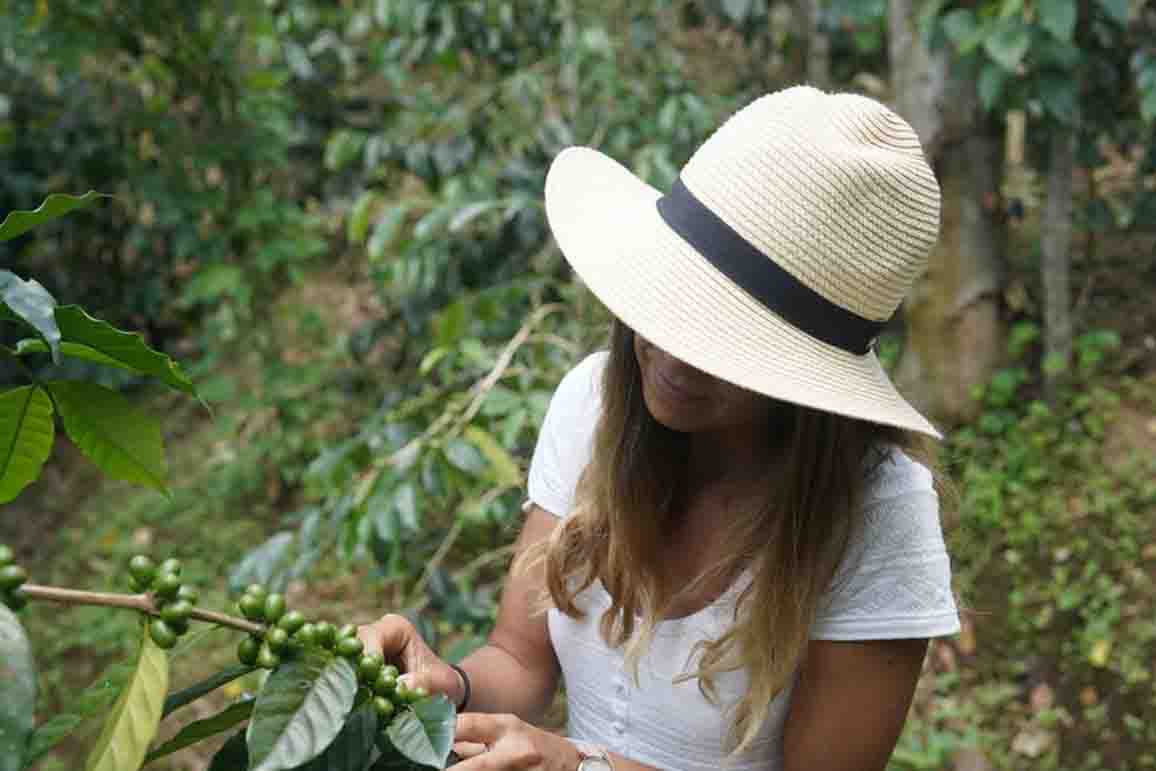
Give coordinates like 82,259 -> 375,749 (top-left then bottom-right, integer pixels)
888,0 -> 1007,428
1042,126 -> 1075,400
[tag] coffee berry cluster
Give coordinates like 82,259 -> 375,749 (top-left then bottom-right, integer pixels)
128,554 -> 198,650
233,582 -> 427,725
0,544 -> 29,610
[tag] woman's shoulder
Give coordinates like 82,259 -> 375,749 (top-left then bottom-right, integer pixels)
544,350 -> 607,419
862,443 -> 935,507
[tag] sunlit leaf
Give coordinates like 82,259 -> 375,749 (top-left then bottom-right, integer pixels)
0,191 -> 110,242
0,270 -> 60,362
246,651 -> 358,771
48,381 -> 168,492
55,306 -> 199,398
84,630 -> 170,771
385,696 -> 456,769
463,426 -> 522,486
144,700 -> 254,764
0,604 -> 36,771
0,385 -> 54,504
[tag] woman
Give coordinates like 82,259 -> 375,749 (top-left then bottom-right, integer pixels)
360,86 -> 960,770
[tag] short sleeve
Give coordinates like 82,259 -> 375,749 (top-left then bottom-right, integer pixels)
525,352 -> 606,518
811,448 -> 961,641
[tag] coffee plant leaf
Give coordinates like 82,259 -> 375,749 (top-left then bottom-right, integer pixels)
0,604 -> 36,771
296,702 -> 378,771
162,664 -> 255,718
384,695 -> 455,770
208,729 -> 249,771
0,385 -> 54,505
0,191 -> 110,243
84,629 -> 170,771
0,270 -> 60,363
24,659 -> 135,763
48,380 -> 168,493
144,699 -> 254,764
246,650 -> 358,771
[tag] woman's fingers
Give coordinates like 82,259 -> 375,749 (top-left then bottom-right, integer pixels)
356,614 -> 414,658
454,713 -> 510,746
452,741 -> 489,759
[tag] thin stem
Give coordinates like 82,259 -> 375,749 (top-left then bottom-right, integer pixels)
20,584 -> 265,636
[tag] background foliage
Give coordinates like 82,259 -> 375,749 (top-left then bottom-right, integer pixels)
1,0 -> 1155,769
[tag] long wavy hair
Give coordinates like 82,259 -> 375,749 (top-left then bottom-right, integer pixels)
519,319 -> 939,753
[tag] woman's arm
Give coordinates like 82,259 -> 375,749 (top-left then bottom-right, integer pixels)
783,637 -> 928,771
455,504 -> 562,720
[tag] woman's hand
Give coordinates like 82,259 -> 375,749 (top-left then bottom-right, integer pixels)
451,714 -> 582,771
356,613 -> 464,706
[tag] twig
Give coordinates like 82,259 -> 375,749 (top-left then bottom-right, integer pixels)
19,584 -> 265,636
410,518 -> 465,603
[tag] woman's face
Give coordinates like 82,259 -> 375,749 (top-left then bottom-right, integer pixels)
633,334 -> 780,434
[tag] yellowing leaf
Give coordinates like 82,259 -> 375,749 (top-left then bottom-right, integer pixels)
463,426 -> 522,486
84,630 -> 169,771
1088,638 -> 1112,668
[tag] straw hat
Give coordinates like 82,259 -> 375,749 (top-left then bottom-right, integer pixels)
544,85 -> 942,438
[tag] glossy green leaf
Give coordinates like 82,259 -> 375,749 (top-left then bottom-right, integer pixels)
246,650 -> 358,771
48,380 -> 168,492
208,729 -> 249,771
0,385 -> 55,504
297,703 -> 378,771
385,696 -> 456,770
144,700 -> 254,764
84,631 -> 170,771
162,664 -> 255,718
0,604 -> 36,771
15,339 -> 127,370
24,660 -> 135,763
0,270 -> 60,362
0,191 -> 110,242
983,18 -> 1031,71
55,305 -> 199,398
1037,0 -> 1076,41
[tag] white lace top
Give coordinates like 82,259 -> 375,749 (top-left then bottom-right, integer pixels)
526,352 -> 960,770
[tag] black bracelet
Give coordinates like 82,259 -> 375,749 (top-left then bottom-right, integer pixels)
450,663 -> 471,711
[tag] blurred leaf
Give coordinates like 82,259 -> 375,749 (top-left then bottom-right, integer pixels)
978,62 -> 1008,110
385,696 -> 456,769
246,650 -> 357,771
0,385 -> 54,505
0,604 -> 36,771
144,700 -> 254,764
0,191 -> 109,242
1037,0 -> 1076,41
0,270 -> 60,363
1040,75 -> 1077,124
162,665 -> 255,718
1094,0 -> 1127,24
84,631 -> 169,771
348,191 -> 380,243
443,438 -> 486,475
940,8 -> 979,47
983,18 -> 1031,71
48,380 -> 168,492
448,201 -> 500,232
229,531 -> 296,594
463,426 -> 521,486
55,306 -> 199,398
368,206 -> 411,260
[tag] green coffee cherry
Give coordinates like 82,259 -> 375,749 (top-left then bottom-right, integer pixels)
4,586 -> 27,611
265,627 -> 290,653
128,555 -> 157,589
314,622 -> 336,649
263,593 -> 286,624
357,653 -> 384,683
153,572 -> 182,601
0,545 -> 13,565
244,583 -> 267,601
336,636 -> 364,659
237,636 -> 261,666
161,600 -> 193,626
238,593 -> 265,621
294,623 -> 318,647
149,619 -> 178,649
256,643 -> 281,669
0,564 -> 28,591
394,680 -> 413,703
382,664 -> 400,680
177,584 -> 199,605
372,696 -> 395,721
158,558 -> 182,577
373,670 -> 397,697
337,623 -> 358,640
411,685 -> 429,701
277,610 -> 306,635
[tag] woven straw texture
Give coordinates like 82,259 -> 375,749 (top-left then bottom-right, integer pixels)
544,86 -> 942,438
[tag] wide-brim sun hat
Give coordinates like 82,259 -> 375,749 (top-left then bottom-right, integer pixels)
544,85 -> 943,439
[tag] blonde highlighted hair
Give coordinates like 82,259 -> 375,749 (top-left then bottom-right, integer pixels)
519,319 -> 939,753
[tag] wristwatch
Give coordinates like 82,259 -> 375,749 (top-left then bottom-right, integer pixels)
573,741 -> 615,771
